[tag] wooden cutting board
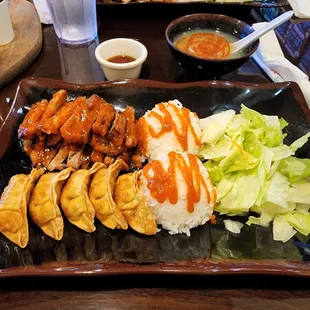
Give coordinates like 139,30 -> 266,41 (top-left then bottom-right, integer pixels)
0,0 -> 43,88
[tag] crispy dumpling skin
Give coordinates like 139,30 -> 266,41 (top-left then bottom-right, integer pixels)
0,168 -> 45,248
114,171 -> 156,235
89,159 -> 128,230
29,167 -> 73,240
60,162 -> 104,233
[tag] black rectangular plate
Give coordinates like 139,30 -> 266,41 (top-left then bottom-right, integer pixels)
0,78 -> 310,278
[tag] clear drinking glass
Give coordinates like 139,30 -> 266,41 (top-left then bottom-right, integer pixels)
58,38 -> 105,83
47,0 -> 97,44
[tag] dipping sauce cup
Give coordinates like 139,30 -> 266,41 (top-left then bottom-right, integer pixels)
95,38 -> 148,81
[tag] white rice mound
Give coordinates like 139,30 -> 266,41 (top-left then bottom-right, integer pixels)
140,152 -> 216,236
141,100 -> 202,160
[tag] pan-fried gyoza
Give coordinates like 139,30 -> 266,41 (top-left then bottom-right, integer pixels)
114,171 -> 156,235
0,168 -> 45,248
60,162 -> 105,233
29,167 -> 73,241
89,159 -> 128,230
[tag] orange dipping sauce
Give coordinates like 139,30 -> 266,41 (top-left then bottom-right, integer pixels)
174,31 -> 231,60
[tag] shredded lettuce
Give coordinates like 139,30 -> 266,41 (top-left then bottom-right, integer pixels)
200,105 -> 310,242
296,204 -> 310,215
289,181 -> 310,204
247,212 -> 273,227
262,172 -> 291,209
273,215 -> 297,243
290,132 -> 310,152
216,168 -> 261,216
200,110 -> 235,144
279,157 -> 310,183
283,212 -> 310,236
223,219 -> 244,234
203,161 -> 224,183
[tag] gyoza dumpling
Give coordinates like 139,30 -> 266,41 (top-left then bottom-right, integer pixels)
0,168 -> 45,248
29,167 -> 73,240
60,162 -> 105,233
89,159 -> 128,230
114,171 -> 156,235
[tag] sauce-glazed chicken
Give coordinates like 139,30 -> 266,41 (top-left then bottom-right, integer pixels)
18,90 -> 139,171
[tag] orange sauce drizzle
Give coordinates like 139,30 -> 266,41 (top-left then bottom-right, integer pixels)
138,103 -> 201,155
175,32 -> 230,60
210,214 -> 216,225
143,152 -> 212,213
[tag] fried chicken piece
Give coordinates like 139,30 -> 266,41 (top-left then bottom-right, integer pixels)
29,139 -> 59,168
80,146 -> 92,169
123,106 -> 138,149
22,139 -> 33,156
40,98 -> 81,135
90,134 -> 126,156
108,112 -> 127,147
46,134 -> 62,147
90,150 -> 104,163
31,90 -> 68,141
18,100 -> 49,139
87,95 -> 107,119
116,152 -> 130,165
47,142 -> 70,171
92,103 -> 116,137
131,153 -> 143,169
67,144 -> 84,170
60,97 -> 95,145
103,155 -> 115,167
40,90 -> 67,121
81,157 -> 90,170
49,95 -> 101,144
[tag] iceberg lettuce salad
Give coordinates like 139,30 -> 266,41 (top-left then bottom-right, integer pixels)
199,105 -> 310,243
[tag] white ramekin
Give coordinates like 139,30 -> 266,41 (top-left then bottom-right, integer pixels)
95,38 -> 148,81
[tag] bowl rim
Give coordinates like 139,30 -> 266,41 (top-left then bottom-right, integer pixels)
165,13 -> 259,63
95,38 -> 148,70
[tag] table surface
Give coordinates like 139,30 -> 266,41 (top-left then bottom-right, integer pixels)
1,5 -> 310,310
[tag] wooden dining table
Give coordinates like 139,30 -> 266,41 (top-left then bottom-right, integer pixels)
1,4 -> 310,309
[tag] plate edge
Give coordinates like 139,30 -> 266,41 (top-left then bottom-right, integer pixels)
1,260 -> 310,277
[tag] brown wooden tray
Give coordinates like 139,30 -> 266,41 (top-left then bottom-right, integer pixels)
1,78 -> 310,278
0,0 -> 42,89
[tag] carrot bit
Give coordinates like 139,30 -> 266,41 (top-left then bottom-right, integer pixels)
210,214 -> 216,225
